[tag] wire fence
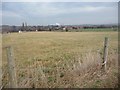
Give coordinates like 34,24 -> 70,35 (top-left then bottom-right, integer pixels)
1,37 -> 109,88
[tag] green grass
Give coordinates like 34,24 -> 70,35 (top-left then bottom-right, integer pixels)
2,31 -> 118,88
54,28 -> 117,32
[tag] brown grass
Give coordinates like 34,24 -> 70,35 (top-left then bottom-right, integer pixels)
1,31 -> 118,88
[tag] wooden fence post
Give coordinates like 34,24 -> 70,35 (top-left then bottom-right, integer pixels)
102,37 -> 109,72
6,46 -> 17,88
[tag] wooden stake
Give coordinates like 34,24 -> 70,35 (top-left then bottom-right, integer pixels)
102,37 -> 109,72
6,46 -> 17,88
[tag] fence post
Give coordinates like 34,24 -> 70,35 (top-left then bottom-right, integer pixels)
102,37 -> 109,72
6,46 -> 17,88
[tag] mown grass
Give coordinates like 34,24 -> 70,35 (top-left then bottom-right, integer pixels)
2,31 -> 118,88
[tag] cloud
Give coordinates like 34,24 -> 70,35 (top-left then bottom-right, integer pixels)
2,0 -> 120,2
7,2 -> 116,17
2,11 -> 22,18
2,2 -> 118,25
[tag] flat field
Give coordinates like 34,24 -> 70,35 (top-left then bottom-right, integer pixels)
2,31 -> 118,88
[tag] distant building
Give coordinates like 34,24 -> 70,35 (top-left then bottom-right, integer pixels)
19,30 -> 22,33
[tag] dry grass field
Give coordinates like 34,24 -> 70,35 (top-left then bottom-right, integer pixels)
2,31 -> 118,88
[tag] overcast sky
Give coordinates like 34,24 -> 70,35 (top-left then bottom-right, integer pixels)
1,2 -> 118,25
